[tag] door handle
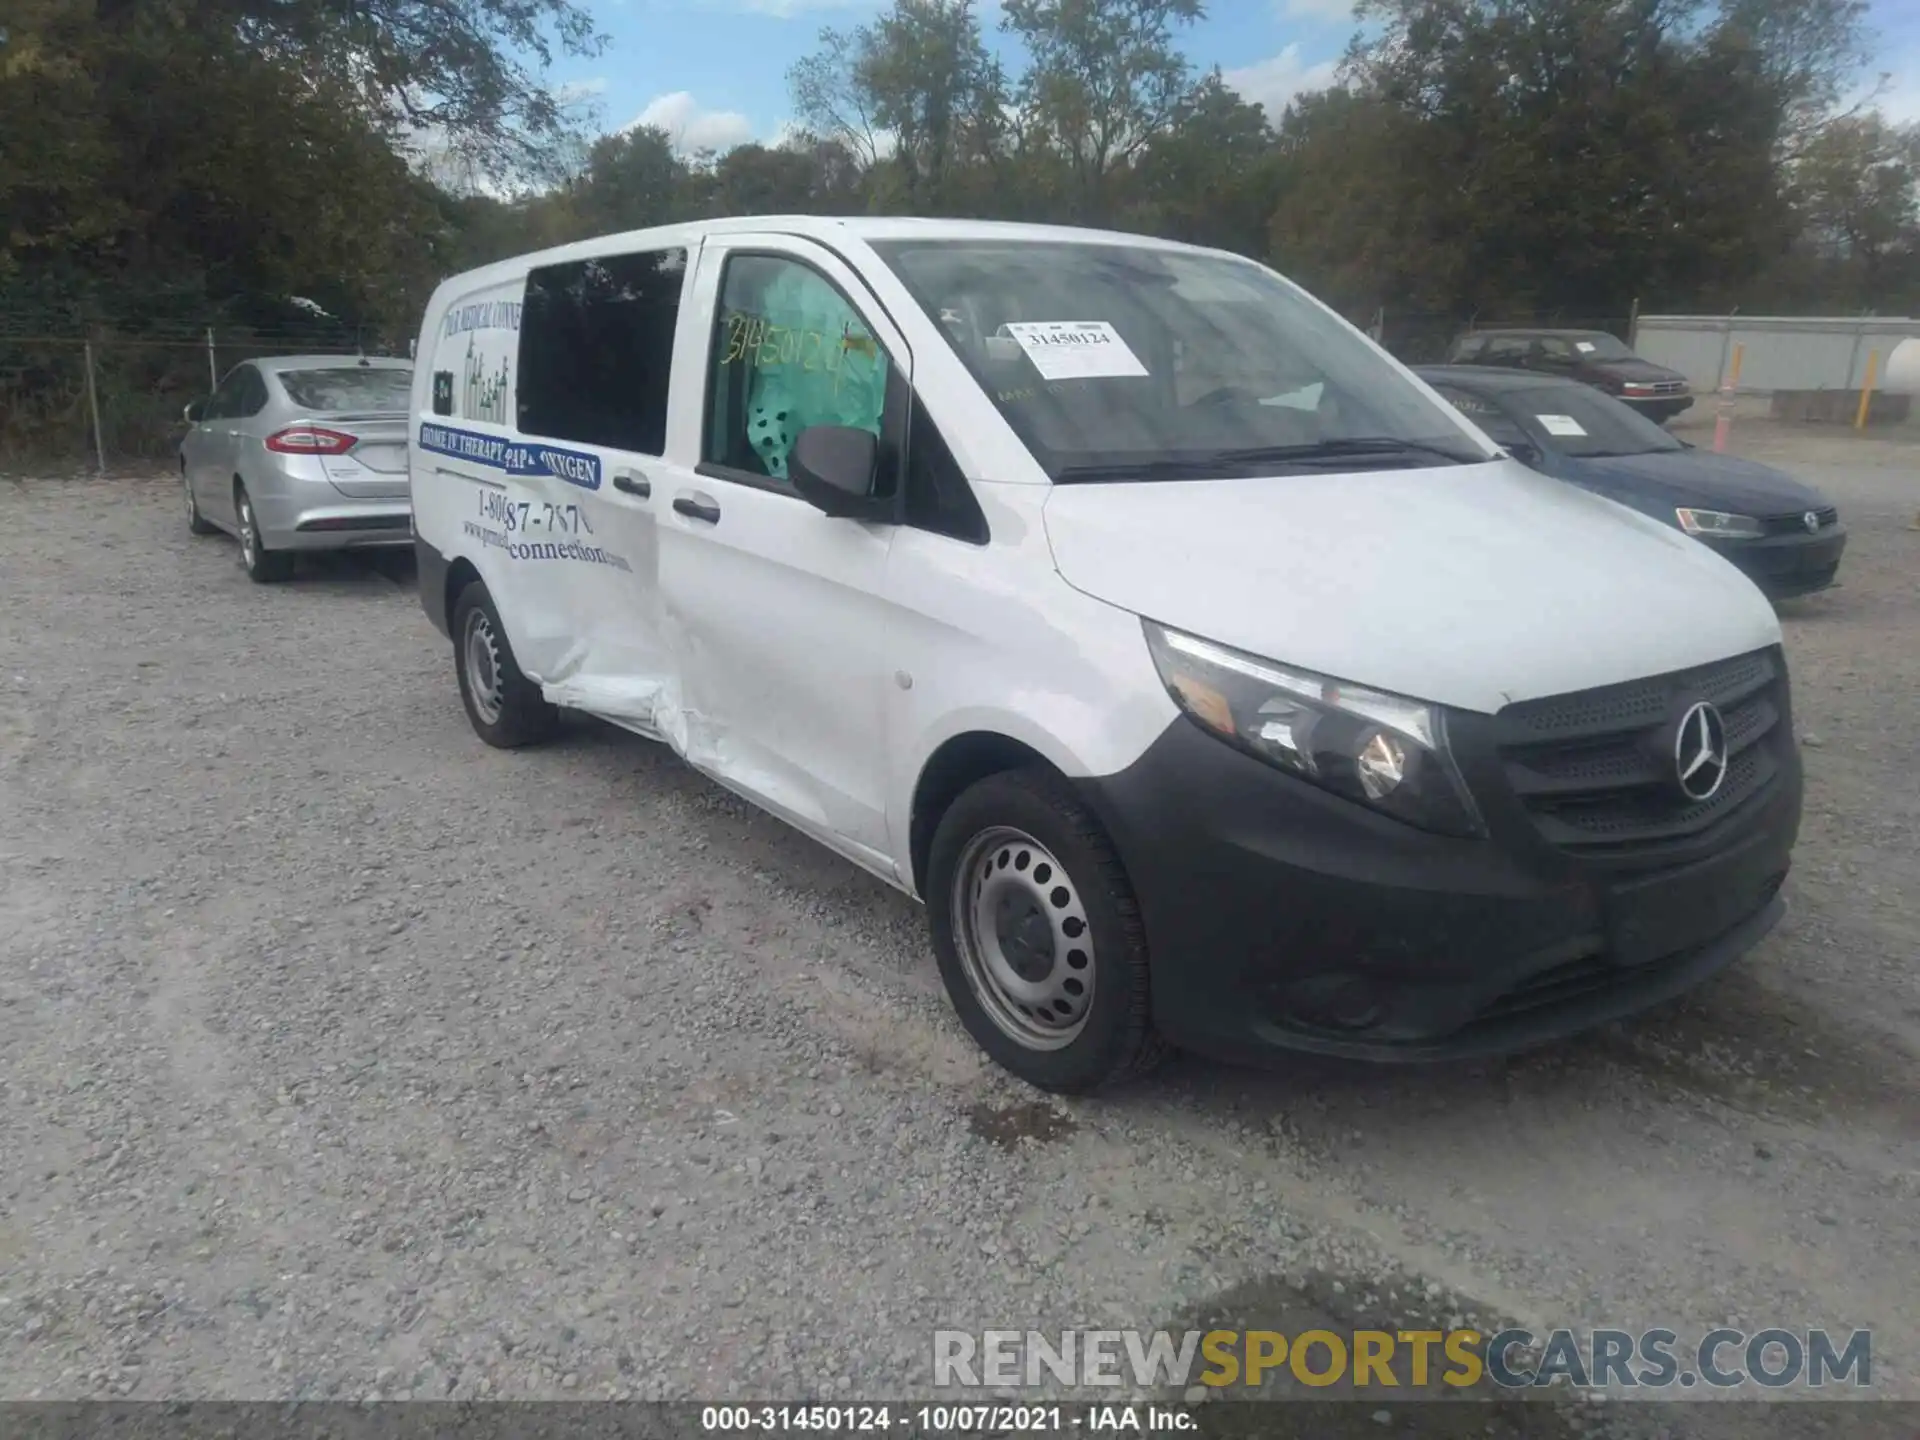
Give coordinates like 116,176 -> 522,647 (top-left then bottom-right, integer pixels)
673,496 -> 721,524
613,471 -> 651,498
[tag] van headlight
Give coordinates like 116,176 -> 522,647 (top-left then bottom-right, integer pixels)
1675,508 -> 1762,539
1143,621 -> 1484,837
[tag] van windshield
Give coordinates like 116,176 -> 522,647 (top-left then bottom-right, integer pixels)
869,240 -> 1491,481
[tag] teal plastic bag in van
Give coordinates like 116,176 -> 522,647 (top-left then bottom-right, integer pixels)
743,266 -> 889,479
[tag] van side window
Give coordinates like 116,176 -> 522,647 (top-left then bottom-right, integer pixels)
518,248 -> 687,455
703,254 -> 891,486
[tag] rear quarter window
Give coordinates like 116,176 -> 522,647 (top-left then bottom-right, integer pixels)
518,248 -> 687,454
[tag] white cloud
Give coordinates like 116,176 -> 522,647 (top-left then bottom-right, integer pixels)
1277,0 -> 1356,19
1222,44 -> 1341,119
625,91 -> 756,153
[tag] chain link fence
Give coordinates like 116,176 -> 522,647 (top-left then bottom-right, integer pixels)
1,317 -> 407,473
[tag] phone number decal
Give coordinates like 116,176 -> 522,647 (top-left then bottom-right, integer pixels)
476,488 -> 595,535
419,421 -> 602,491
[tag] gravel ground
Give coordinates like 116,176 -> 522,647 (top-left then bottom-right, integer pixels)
1,422 -> 1916,1431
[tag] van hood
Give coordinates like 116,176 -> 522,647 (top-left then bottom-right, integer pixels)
1041,459 -> 1782,716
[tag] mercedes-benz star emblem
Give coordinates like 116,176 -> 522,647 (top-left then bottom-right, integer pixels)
1804,510 -> 1821,533
1674,700 -> 1729,802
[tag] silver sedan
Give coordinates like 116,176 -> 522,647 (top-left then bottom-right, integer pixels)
179,355 -> 414,582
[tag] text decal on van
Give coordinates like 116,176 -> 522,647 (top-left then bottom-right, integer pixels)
418,422 -> 603,491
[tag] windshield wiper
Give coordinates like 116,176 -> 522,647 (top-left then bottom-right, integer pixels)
1050,459 -> 1239,483
1201,437 -> 1490,468
1049,437 -> 1490,484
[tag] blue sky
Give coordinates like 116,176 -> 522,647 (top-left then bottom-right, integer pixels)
544,0 -> 1920,155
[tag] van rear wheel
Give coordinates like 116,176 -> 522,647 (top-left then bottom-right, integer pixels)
452,580 -> 559,748
926,767 -> 1166,1093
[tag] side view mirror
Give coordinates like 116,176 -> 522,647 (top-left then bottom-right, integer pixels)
789,424 -> 888,520
184,400 -> 206,424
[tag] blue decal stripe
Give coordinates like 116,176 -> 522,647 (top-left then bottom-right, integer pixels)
418,422 -> 602,491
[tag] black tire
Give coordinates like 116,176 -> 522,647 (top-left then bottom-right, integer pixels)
926,766 -> 1168,1093
183,465 -> 217,535
451,580 -> 559,749
234,482 -> 293,583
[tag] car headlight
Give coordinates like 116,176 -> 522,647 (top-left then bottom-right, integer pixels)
1675,508 -> 1763,539
1142,621 -> 1483,837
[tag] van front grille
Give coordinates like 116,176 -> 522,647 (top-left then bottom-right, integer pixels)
1492,649 -> 1787,854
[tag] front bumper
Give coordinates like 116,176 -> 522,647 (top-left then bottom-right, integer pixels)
1706,528 -> 1848,600
1076,709 -> 1800,1065
1619,392 -> 1694,422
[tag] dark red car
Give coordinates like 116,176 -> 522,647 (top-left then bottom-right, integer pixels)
1444,328 -> 1694,423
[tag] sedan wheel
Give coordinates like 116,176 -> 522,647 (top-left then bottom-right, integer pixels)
234,484 -> 293,583
183,467 -> 217,535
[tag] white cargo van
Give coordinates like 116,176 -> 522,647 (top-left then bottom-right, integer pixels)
408,217 -> 1801,1092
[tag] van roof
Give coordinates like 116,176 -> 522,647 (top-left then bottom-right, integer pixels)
436,214 -> 1229,296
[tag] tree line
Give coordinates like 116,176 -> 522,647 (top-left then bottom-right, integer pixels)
2,0 -> 1917,453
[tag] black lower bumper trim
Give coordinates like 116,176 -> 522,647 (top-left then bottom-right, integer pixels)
1076,714 -> 1800,1067
1245,894 -> 1783,1063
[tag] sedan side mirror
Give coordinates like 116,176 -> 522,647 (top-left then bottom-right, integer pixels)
184,400 -> 206,424
789,424 -> 889,521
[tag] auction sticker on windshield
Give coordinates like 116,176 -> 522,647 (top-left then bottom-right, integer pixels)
1004,321 -> 1150,381
1538,414 -> 1588,436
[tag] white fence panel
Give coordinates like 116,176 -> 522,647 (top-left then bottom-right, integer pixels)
1633,315 -> 1920,393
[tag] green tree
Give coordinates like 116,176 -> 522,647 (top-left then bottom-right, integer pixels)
1129,71 -> 1276,254
1001,0 -> 1205,222
1786,113 -> 1920,307
1334,0 -> 1819,314
573,127 -> 687,236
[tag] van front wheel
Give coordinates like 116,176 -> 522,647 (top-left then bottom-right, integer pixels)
452,581 -> 559,749
927,767 -> 1167,1093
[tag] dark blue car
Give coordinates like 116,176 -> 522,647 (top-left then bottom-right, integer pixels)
1417,366 -> 1848,600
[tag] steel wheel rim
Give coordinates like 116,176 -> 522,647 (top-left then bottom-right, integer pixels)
183,472 -> 196,521
463,609 -> 505,726
237,494 -> 256,567
951,825 -> 1095,1051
